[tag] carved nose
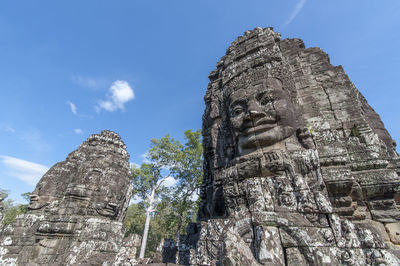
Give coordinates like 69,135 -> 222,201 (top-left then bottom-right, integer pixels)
249,110 -> 261,118
246,109 -> 264,120
245,99 -> 265,121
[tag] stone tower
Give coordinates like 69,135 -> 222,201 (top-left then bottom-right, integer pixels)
179,27 -> 400,265
0,130 -> 132,265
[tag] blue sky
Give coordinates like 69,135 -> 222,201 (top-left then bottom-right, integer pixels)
1,0 -> 399,203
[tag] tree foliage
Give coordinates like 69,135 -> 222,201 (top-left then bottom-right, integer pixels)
1,190 -> 29,226
166,129 -> 203,239
126,129 -> 203,258
124,202 -> 175,258
131,133 -> 185,259
2,204 -> 28,226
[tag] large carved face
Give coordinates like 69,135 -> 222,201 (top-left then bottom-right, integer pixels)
228,78 -> 296,156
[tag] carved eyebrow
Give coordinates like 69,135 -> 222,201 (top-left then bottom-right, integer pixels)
229,98 -> 247,108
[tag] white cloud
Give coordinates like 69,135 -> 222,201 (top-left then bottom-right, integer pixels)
284,0 -> 307,26
5,126 -> 15,133
0,124 -> 15,133
71,76 -> 108,89
159,176 -> 178,188
140,152 -> 151,164
0,155 -> 48,186
98,101 -> 114,112
189,193 -> 199,201
130,162 -> 140,169
97,80 -> 135,112
67,101 -> 78,115
74,128 -> 83,134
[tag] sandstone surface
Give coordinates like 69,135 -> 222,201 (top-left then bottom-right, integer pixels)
174,27 -> 400,265
0,130 -> 133,265
1,27 -> 400,266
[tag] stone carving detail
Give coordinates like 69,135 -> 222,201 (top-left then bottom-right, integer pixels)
0,130 -> 132,265
1,28 -> 400,265
228,77 -> 297,156
113,234 -> 142,265
177,27 -> 400,265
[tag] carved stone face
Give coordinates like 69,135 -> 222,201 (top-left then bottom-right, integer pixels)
229,78 -> 296,156
28,166 -> 122,219
28,194 -> 52,210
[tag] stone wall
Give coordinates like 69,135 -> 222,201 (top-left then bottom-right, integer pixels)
177,27 -> 400,265
1,27 -> 400,266
0,130 -> 133,265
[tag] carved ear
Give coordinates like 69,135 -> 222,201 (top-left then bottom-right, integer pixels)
213,185 -> 226,217
296,128 -> 316,150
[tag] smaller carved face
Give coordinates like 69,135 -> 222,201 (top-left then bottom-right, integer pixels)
229,78 -> 296,156
28,194 -> 51,210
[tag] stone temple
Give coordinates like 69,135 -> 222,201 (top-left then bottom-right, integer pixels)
178,27 -> 400,265
0,131 -> 138,265
1,27 -> 400,265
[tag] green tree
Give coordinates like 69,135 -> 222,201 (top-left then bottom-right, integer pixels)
131,134 -> 182,259
124,203 -> 146,236
168,129 -> 203,241
129,130 -> 203,258
124,201 -> 177,258
2,204 -> 28,226
21,192 -> 32,202
1,190 -> 29,226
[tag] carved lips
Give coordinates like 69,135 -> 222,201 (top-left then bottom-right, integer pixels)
242,118 -> 277,136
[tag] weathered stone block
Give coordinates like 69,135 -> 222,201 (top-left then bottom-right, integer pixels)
0,131 -> 132,265
385,223 -> 400,245
192,27 -> 400,265
279,227 -> 336,247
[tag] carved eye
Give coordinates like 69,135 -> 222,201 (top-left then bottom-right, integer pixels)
260,96 -> 273,105
230,106 -> 244,117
